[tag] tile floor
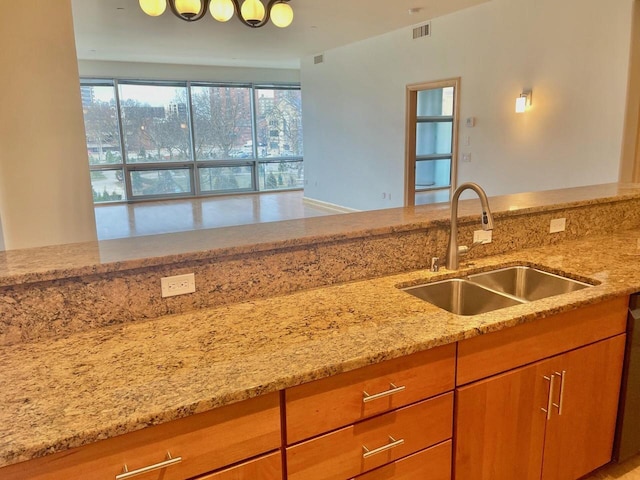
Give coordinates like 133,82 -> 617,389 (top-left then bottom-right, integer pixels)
584,455 -> 640,479
94,190 -> 337,240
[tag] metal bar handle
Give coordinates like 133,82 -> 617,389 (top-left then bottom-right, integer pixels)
362,435 -> 405,459
541,374 -> 556,420
116,452 -> 182,480
362,383 -> 406,403
553,370 -> 567,415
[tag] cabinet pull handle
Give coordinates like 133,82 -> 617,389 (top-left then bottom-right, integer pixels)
116,452 -> 182,480
362,383 -> 406,403
553,370 -> 566,415
541,374 -> 556,420
362,435 -> 405,459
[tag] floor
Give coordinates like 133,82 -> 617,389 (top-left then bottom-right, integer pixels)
584,455 -> 640,479
94,190 -> 337,240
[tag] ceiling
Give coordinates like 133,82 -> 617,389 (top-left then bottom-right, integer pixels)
71,0 -> 488,69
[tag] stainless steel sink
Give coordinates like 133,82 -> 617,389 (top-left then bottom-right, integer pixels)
467,266 -> 591,302
402,279 -> 523,316
400,265 -> 594,316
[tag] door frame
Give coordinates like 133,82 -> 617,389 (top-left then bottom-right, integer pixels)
404,77 -> 461,206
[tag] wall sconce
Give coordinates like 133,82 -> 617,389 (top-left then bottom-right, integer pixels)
515,90 -> 532,113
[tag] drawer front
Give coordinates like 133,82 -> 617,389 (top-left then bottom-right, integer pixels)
196,451 -> 282,480
0,393 -> 281,480
286,393 -> 453,480
286,344 -> 455,444
457,296 -> 628,385
353,440 -> 451,480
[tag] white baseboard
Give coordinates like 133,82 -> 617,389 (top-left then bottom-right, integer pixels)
303,196 -> 360,213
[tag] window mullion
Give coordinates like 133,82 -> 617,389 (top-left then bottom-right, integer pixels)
113,79 -> 133,202
186,81 -> 199,196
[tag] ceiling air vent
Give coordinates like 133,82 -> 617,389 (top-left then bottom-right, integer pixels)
412,22 -> 431,39
314,54 -> 324,65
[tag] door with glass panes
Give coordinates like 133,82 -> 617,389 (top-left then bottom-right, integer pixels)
405,78 -> 459,206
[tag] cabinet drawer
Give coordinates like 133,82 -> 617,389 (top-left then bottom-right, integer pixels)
196,451 -> 282,480
0,393 -> 280,480
286,392 -> 453,480
457,296 -> 628,385
286,344 -> 455,443
353,440 -> 451,480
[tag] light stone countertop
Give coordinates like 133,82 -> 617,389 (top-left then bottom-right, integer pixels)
1,183 -> 640,287
1,228 -> 640,468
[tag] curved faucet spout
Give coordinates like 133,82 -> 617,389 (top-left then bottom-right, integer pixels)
446,182 -> 494,270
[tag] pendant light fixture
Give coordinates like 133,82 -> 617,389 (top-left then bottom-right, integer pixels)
138,0 -> 294,28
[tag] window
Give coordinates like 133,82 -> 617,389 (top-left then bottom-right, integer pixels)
119,83 -> 191,164
255,87 -> 303,159
80,80 -> 303,203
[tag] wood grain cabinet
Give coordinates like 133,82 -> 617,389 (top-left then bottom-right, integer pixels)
353,440 -> 452,480
195,451 -> 282,480
0,393 -> 282,480
455,297 -> 629,480
284,344 -> 456,480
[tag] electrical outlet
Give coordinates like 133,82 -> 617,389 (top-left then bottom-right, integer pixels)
473,230 -> 492,244
549,218 -> 566,234
161,273 -> 195,298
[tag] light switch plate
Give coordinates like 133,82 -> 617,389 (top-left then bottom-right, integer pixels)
549,218 -> 566,234
473,230 -> 492,244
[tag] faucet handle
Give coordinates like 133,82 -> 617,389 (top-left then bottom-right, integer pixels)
430,257 -> 440,272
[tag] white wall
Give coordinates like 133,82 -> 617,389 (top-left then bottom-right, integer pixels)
79,60 -> 299,84
0,0 -> 97,250
301,0 -> 634,210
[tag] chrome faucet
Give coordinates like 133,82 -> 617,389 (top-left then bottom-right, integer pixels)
446,182 -> 494,270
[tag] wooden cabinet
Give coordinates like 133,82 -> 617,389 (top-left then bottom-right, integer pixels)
285,344 -> 456,444
195,451 -> 282,480
0,393 -> 281,480
287,394 -> 452,480
455,297 -> 628,480
285,344 -> 456,479
353,440 -> 452,480
539,336 -> 625,480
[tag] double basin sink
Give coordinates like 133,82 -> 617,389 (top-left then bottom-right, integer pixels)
401,266 -> 594,316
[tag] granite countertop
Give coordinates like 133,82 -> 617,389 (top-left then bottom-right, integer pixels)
2,228 -> 640,468
2,183 -> 640,287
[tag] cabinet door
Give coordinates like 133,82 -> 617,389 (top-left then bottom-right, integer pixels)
353,440 -> 451,480
455,360 -> 551,480
196,451 -> 282,480
541,335 -> 626,480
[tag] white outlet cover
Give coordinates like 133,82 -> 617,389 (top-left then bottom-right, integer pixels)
473,230 -> 492,244
549,218 -> 566,234
161,273 -> 196,298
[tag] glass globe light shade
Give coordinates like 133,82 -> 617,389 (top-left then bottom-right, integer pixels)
241,0 -> 266,24
270,2 -> 293,28
139,0 -> 167,16
210,0 -> 235,22
175,0 -> 202,16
